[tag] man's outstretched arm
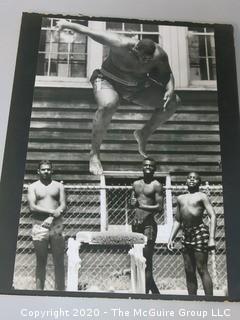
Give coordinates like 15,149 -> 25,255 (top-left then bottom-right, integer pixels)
56,20 -> 131,48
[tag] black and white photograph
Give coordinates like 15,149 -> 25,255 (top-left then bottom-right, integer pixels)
3,14 -> 232,297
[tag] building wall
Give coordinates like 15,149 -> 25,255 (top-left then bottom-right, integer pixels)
25,87 -> 222,184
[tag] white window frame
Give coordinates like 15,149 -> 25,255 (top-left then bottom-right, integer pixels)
187,28 -> 217,88
35,19 -> 217,90
35,20 -> 105,88
105,21 -> 162,41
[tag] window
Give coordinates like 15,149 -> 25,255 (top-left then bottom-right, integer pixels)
106,21 -> 160,42
104,22 -> 161,60
37,18 -> 88,79
188,27 -> 216,84
35,19 -> 217,89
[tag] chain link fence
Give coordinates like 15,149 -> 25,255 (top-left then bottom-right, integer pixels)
154,184 -> 226,293
107,186 -> 165,228
13,182 -> 226,294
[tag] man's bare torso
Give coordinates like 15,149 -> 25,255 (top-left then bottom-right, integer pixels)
109,43 -> 169,77
32,180 -> 61,211
178,192 -> 206,227
134,179 -> 159,208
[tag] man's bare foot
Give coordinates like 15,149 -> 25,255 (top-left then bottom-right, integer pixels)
134,130 -> 148,158
89,153 -> 103,175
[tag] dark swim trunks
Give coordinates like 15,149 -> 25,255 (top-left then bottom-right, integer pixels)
181,223 -> 209,253
90,68 -> 167,108
132,208 -> 158,243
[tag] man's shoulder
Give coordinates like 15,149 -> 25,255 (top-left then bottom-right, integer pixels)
29,180 -> 63,188
155,45 -> 168,60
177,193 -> 187,201
152,179 -> 162,188
28,180 -> 40,188
110,36 -> 136,52
179,191 -> 206,200
152,178 -> 161,184
191,191 -> 206,199
177,194 -> 182,200
198,191 -> 208,200
133,178 -> 143,186
51,180 -> 64,188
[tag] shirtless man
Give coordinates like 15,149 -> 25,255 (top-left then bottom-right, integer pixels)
130,157 -> 163,294
27,160 -> 66,290
167,172 -> 216,296
56,20 -> 180,175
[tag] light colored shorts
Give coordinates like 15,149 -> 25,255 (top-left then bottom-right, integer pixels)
31,217 -> 64,241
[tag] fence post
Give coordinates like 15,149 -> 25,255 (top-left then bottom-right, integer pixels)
165,174 -> 173,229
205,182 -> 218,290
67,237 -> 81,291
125,196 -> 130,232
129,244 -> 146,293
100,175 -> 108,231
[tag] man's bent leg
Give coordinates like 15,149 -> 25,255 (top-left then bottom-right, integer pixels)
131,87 -> 180,157
91,80 -> 119,175
50,232 -> 65,291
33,239 -> 49,290
195,251 -> 213,296
137,97 -> 179,157
182,250 -> 198,295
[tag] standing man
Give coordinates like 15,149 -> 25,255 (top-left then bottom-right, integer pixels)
27,160 -> 66,290
167,172 -> 216,296
56,20 -> 180,175
130,157 -> 163,294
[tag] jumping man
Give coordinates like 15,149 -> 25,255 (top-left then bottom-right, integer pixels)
27,160 -> 66,290
167,172 -> 216,296
56,20 -> 180,175
130,157 -> 163,294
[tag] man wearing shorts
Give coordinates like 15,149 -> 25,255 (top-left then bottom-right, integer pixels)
130,157 -> 163,294
167,172 -> 216,296
27,160 -> 66,290
56,20 -> 180,175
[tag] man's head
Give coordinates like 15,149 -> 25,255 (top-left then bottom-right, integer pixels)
132,39 -> 156,63
186,172 -> 201,190
142,157 -> 156,177
38,160 -> 53,181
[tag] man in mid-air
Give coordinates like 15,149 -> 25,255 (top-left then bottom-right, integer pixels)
168,172 -> 216,296
130,157 -> 163,294
56,20 -> 180,175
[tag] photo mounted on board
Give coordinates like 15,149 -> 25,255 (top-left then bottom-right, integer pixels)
1,13 -> 239,300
